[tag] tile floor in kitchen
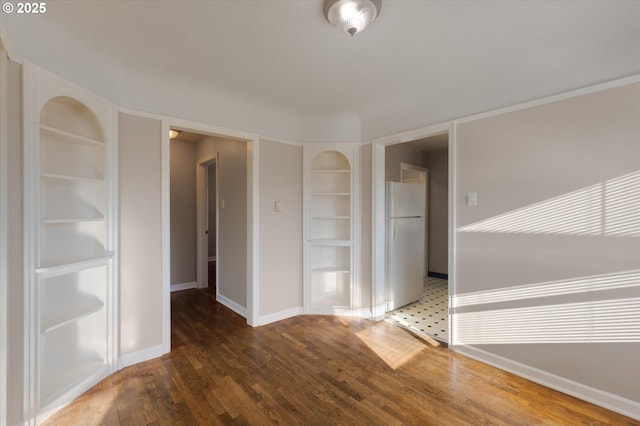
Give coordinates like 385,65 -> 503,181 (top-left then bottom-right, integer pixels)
386,276 -> 449,343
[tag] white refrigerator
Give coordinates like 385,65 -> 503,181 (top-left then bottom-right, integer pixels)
386,181 -> 426,311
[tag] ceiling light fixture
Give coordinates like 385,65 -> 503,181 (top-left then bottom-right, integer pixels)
169,129 -> 181,139
323,0 -> 381,37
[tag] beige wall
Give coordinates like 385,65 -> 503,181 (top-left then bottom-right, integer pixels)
385,142 -> 427,182
258,140 -> 303,317
426,149 -> 448,274
2,52 -> 24,426
455,82 -> 640,403
170,140 -> 197,285
119,113 -> 164,354
197,136 -> 247,308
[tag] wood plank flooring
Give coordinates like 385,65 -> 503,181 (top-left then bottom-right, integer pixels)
44,289 -> 637,425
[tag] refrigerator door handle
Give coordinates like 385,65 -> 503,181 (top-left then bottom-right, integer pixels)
392,218 -> 397,246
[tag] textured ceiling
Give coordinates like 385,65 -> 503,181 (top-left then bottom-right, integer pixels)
2,1 -> 640,141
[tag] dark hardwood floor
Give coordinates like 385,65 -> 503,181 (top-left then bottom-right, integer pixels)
44,289 -> 637,425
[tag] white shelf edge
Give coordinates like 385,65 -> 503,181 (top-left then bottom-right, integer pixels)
308,239 -> 351,246
311,192 -> 350,196
36,253 -> 114,276
39,123 -> 104,146
41,302 -> 105,334
311,169 -> 350,173
311,216 -> 350,220
310,267 -> 350,273
41,216 -> 104,224
41,172 -> 105,183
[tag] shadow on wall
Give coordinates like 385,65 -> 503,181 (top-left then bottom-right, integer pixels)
453,170 -> 640,345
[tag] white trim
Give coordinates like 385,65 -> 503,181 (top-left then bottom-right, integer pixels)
22,62 -> 38,426
456,345 -> 640,421
371,122 -> 454,324
217,294 -> 247,318
447,123 -> 457,348
118,344 -> 165,369
208,256 -> 216,262
372,303 -> 386,321
170,282 -> 197,292
455,74 -> 640,125
0,51 -> 9,426
256,307 -> 304,326
161,120 -> 172,356
196,152 -> 217,290
247,138 -> 260,326
121,107 -> 261,143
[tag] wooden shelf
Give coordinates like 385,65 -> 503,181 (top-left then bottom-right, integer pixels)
36,253 -> 113,276
41,302 -> 104,334
39,124 -> 104,146
41,172 -> 104,183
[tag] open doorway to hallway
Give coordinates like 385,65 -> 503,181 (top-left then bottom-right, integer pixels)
384,133 -> 451,343
168,129 -> 249,314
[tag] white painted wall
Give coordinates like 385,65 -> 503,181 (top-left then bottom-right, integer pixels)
197,136 -> 247,310
170,140 -> 197,285
257,140 -> 303,321
119,113 -> 164,355
455,82 -> 640,407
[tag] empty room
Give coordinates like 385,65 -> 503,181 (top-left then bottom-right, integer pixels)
1,1 -> 639,424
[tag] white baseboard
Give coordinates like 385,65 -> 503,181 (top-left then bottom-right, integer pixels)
256,306 -> 303,326
118,344 -> 166,369
217,294 -> 246,318
355,307 -> 374,320
170,281 -> 196,292
208,256 -> 216,262
456,345 -> 640,421
372,303 -> 386,321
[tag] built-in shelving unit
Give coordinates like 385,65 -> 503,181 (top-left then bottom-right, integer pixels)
24,65 -> 116,421
304,147 -> 357,314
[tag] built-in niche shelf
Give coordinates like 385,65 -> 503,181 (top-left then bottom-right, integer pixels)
304,147 -> 356,313
25,65 -> 116,421
41,302 -> 104,334
39,124 -> 104,146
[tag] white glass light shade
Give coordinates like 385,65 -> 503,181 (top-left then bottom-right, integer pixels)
169,129 -> 181,139
324,0 -> 381,36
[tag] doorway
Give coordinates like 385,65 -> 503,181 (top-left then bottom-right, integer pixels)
196,153 -> 218,296
165,122 -> 257,354
381,132 -> 451,343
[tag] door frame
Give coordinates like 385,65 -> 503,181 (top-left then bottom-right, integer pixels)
371,122 -> 456,346
162,117 -> 260,354
196,153 -> 218,293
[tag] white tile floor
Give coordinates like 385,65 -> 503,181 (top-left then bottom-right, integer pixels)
386,276 -> 449,342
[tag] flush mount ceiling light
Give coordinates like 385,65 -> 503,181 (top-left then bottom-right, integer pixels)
169,129 -> 181,139
323,0 -> 381,36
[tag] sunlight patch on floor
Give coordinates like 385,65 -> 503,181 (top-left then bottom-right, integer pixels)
356,323 -> 428,370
